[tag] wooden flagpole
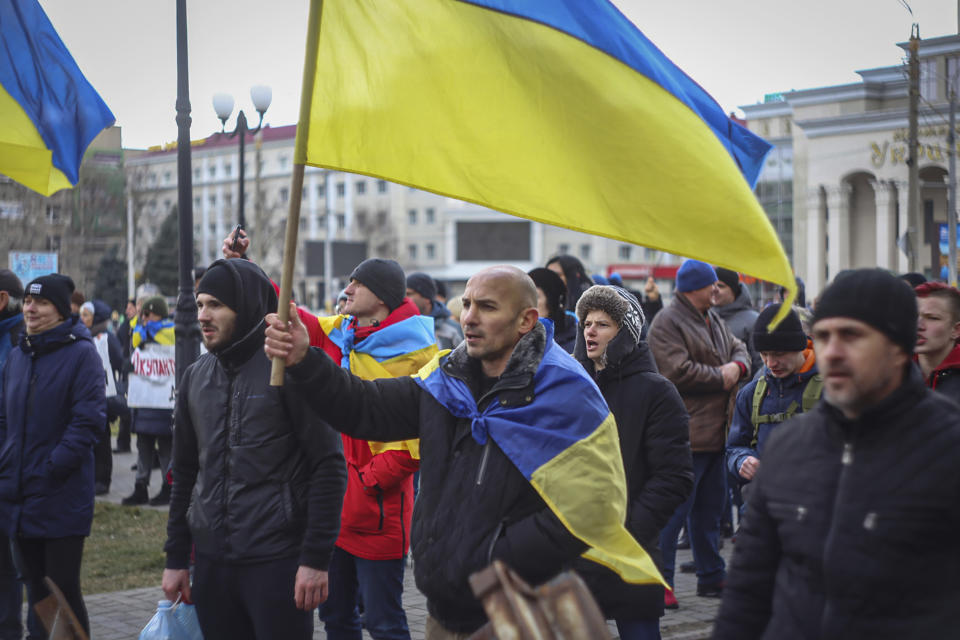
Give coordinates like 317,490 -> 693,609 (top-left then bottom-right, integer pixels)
270,0 -> 323,386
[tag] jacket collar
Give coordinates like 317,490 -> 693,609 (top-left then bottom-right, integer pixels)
213,319 -> 266,370
823,363 -> 925,441
673,292 -> 714,325
20,316 -> 90,357
442,321 -> 547,400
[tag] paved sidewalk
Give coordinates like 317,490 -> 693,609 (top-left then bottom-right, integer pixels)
85,442 -> 725,639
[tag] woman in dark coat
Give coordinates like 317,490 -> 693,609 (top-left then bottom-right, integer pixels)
546,254 -> 592,310
528,267 -> 577,353
573,285 -> 693,640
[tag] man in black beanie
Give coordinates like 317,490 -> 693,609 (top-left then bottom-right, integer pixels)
716,269 -> 960,639
713,267 -> 761,375
162,258 -> 346,640
726,304 -> 820,489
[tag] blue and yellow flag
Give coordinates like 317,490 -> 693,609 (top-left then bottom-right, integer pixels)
294,0 -> 795,314
414,321 -> 666,586
0,0 -> 115,196
322,313 -> 438,459
132,320 -> 175,350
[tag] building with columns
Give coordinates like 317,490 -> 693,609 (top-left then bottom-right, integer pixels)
743,33 -> 960,299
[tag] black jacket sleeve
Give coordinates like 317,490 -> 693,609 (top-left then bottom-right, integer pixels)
628,379 -> 693,544
284,389 -> 347,570
492,503 -> 587,586
712,464 -> 780,639
285,347 -> 421,442
164,366 -> 199,569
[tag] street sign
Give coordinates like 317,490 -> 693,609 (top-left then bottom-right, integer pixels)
8,251 -> 58,284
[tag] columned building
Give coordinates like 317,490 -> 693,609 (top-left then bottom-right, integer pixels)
743,34 -> 959,298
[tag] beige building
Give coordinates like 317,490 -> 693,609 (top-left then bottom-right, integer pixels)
126,126 -> 680,309
743,33 -> 960,299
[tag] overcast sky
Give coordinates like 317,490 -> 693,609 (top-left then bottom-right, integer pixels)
38,0 -> 958,150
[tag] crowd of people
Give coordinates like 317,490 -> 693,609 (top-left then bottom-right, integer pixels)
1,238 -> 960,639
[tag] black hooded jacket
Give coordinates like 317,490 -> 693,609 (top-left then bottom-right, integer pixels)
572,327 -> 693,620
714,366 -> 960,639
165,259 -> 346,569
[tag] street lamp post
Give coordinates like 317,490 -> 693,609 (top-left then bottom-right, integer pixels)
213,86 -> 272,228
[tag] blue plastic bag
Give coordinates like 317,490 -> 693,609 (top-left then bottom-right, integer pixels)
139,600 -> 191,640
172,602 -> 203,640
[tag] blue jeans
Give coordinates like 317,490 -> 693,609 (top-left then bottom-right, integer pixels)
658,451 -> 726,587
319,547 -> 409,640
615,618 -> 661,640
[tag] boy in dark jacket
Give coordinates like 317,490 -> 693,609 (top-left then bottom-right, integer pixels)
715,269 -> 960,639
914,281 -> 960,404
726,304 -> 820,488
0,274 -> 105,638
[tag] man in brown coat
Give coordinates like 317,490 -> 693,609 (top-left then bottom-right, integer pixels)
648,259 -> 750,606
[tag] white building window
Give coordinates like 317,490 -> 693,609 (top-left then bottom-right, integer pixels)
425,208 -> 435,224
408,209 -> 417,225
619,245 -> 632,260
356,181 -> 366,195
279,187 -> 289,203
558,243 -> 569,255
920,58 -> 939,101
580,244 -> 591,260
408,244 -> 418,260
377,180 -> 388,194
426,243 -> 436,259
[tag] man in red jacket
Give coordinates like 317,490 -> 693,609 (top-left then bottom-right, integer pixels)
302,259 -> 437,640
915,282 -> 960,403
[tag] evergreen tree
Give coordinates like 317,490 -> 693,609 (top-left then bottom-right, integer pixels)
93,245 -> 127,312
142,206 -> 179,296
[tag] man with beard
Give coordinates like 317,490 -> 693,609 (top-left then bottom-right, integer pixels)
161,259 -> 346,640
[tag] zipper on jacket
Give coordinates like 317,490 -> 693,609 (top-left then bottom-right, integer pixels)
476,440 -> 492,486
841,442 -> 854,465
376,490 -> 385,531
400,492 -> 406,557
16,361 -> 37,511
222,376 -> 235,552
820,437 -> 855,636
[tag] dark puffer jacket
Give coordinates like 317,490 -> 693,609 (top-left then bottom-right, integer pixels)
285,323 -> 587,633
165,259 -> 346,570
0,317 -> 105,538
715,285 -> 761,375
714,366 -> 960,639
572,329 -> 693,621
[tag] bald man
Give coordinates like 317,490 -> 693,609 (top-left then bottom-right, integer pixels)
265,267 -> 599,638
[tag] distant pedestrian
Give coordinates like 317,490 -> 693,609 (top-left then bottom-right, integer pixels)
914,282 -> 960,403
122,296 -> 175,507
528,267 -> 577,353
713,268 -> 760,375
81,300 -> 123,496
726,305 -> 820,495
714,269 -> 960,639
546,254 -> 592,309
573,285 -> 693,640
0,274 -> 105,638
406,271 -> 464,350
648,260 -> 749,605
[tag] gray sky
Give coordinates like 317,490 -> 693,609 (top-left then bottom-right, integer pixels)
39,0 -> 958,150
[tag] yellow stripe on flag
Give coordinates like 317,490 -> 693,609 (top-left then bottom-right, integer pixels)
531,413 -> 667,586
0,82 -> 72,196
297,0 -> 794,311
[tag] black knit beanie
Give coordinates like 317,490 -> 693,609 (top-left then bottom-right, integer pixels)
350,258 -> 405,311
813,269 -> 917,354
714,267 -> 741,296
197,262 -> 238,314
753,303 -> 806,352
25,273 -> 74,320
406,272 -> 437,301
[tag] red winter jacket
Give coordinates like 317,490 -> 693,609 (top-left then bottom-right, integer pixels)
300,300 -> 430,559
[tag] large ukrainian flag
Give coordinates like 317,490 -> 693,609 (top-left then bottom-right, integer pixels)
294,0 -> 794,308
415,322 -> 665,586
0,0 -> 115,196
